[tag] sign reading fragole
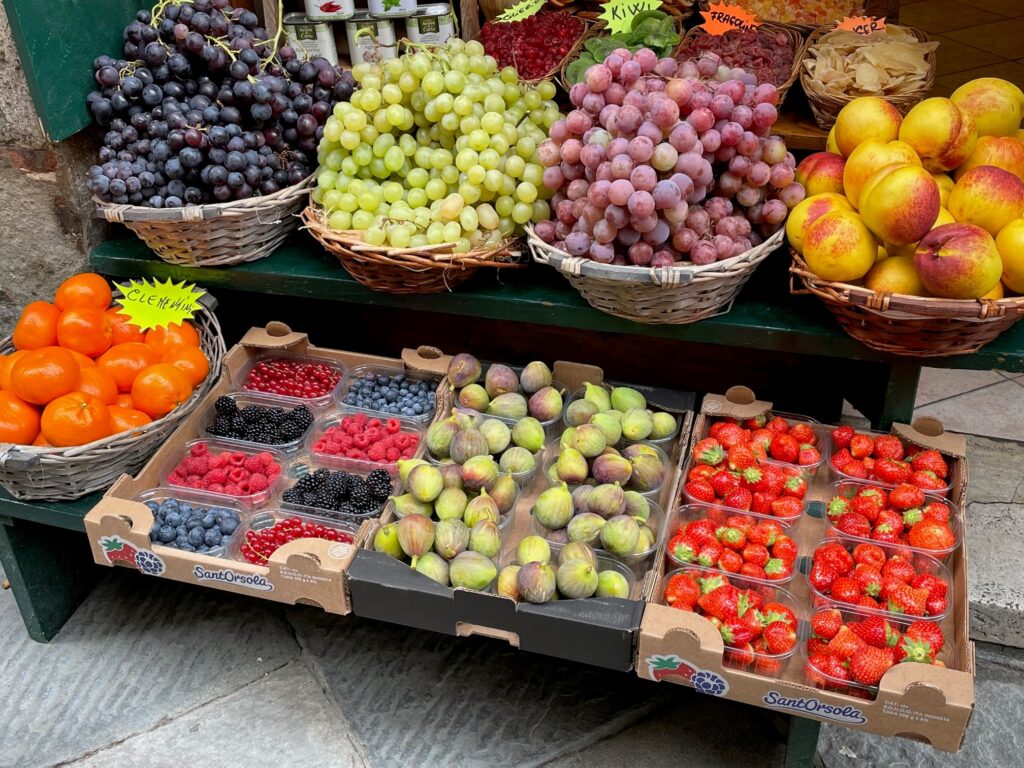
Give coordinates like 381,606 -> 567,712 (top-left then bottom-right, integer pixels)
700,1 -> 759,34
494,0 -> 545,23
113,277 -> 206,331
837,15 -> 887,34
598,0 -> 663,35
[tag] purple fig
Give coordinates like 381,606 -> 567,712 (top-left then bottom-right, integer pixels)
469,519 -> 501,559
517,561 -> 557,603
450,427 -> 489,464
497,565 -> 521,599
464,489 -> 500,527
528,386 -> 563,422
591,453 -> 632,485
516,534 -> 551,566
461,454 -> 499,492
520,361 -> 552,394
588,483 -> 627,518
448,353 -> 482,388
570,423 -> 607,458
485,364 -> 519,398
567,512 -> 606,544
627,453 -> 666,493
559,540 -> 598,569
565,398 -> 599,427
426,416 -> 459,458
489,474 -> 517,515
434,518 -> 470,559
397,514 -> 435,566
407,464 -> 444,503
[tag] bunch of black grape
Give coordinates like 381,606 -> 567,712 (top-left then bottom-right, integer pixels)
85,0 -> 356,208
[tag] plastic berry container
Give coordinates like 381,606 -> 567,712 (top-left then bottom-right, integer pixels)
159,439 -> 287,508
137,488 -> 246,558
804,537 -> 953,622
828,427 -> 954,498
499,549 -> 639,600
543,441 -> 671,499
390,478 -> 520,533
561,383 -> 683,446
335,364 -> 441,424
232,508 -> 360,566
699,412 -> 830,476
277,453 -> 395,523
234,353 -> 347,411
664,503 -> 803,587
660,566 -> 801,676
451,361 -> 568,436
199,391 -> 316,455
821,479 -> 963,560
680,455 -> 811,523
305,409 -> 424,477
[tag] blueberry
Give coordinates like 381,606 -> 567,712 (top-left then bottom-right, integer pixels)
145,500 -> 160,513
176,524 -> 188,536
186,515 -> 204,530
158,525 -> 176,543
161,499 -> 180,513
180,543 -> 196,552
220,517 -> 239,535
413,404 -> 424,414
150,523 -> 162,540
188,527 -> 205,546
180,502 -> 193,515
204,528 -> 223,546
198,544 -> 210,553
202,513 -> 216,529
175,534 -> 190,548
165,511 -> 182,527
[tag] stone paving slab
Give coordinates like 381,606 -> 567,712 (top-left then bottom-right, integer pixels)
966,501 -> 1024,649
65,662 -> 368,768
964,435 -> 1024,506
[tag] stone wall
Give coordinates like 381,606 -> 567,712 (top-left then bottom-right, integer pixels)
0,4 -> 103,332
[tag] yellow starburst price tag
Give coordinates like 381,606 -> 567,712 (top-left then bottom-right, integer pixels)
113,278 -> 206,331
495,0 -> 545,23
598,0 -> 662,35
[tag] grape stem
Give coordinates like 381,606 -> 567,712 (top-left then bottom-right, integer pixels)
260,0 -> 285,66
150,0 -> 193,28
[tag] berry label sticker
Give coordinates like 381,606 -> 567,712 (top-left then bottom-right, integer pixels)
700,2 -> 760,34
113,277 -> 206,331
837,15 -> 886,34
99,536 -> 166,576
599,0 -> 663,35
762,691 -> 867,724
193,565 -> 274,591
494,0 -> 545,23
644,655 -> 729,696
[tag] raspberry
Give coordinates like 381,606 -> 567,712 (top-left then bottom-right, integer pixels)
346,449 -> 364,459
185,477 -> 204,488
386,447 -> 400,461
207,483 -> 225,493
228,452 -> 246,467
190,443 -> 208,457
244,455 -> 264,474
248,473 -> 269,492
237,480 -> 251,494
266,462 -> 281,476
209,455 -> 226,469
224,483 -> 241,495
229,467 -> 247,483
368,443 -> 387,461
353,434 -> 370,449
364,427 -> 380,442
339,435 -> 353,449
385,418 -> 401,434
401,447 -> 415,459
367,418 -> 381,429
189,456 -> 210,475
206,468 -> 228,485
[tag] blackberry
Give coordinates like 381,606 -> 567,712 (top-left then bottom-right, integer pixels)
295,474 -> 318,493
366,469 -> 393,502
326,472 -> 350,498
349,483 -> 371,510
313,488 -> 339,510
240,405 -> 263,425
282,488 -> 302,503
208,415 -> 233,437
214,396 -> 238,417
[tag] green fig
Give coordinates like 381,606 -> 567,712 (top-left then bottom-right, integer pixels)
449,550 -> 497,591
559,426 -> 577,450
487,392 -> 528,420
407,464 -> 444,503
458,383 -> 490,412
439,463 -> 464,489
559,540 -> 598,569
461,454 -> 499,492
533,483 -> 573,530
511,416 -> 545,453
397,458 -> 427,487
414,551 -> 450,586
469,519 -> 501,559
627,453 -> 666,493
583,382 -> 611,412
391,493 -> 433,518
520,361 -> 553,394
479,418 -> 511,454
621,408 -> 654,442
636,524 -> 657,551
589,412 -> 622,446
397,514 -> 435,566
565,398 -> 599,427
373,523 -> 404,559
595,569 -> 631,598
651,411 -> 678,439
591,453 -> 632,485
570,423 -> 607,458
572,484 -> 594,514
567,512 -> 606,544
528,386 -> 563,422
452,408 -> 481,430
425,417 -> 459,458
434,518 -> 470,559
488,474 -> 517,515
485,364 -> 519,398
448,353 -> 482,388
605,409 -> 624,424
555,447 -> 588,485
622,443 -> 658,460
435,487 -> 468,520
623,490 -> 651,521
517,561 -> 557,603
497,564 -> 521,600
516,534 -> 551,566
450,427 -> 489,464
600,514 -> 641,556
556,559 -> 599,599
610,386 -> 646,412
545,461 -> 559,485
588,483 -> 627,519
499,446 -> 535,475
463,488 -> 500,527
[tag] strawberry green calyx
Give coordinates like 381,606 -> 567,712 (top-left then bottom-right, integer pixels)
899,636 -> 935,664
698,573 -> 726,595
903,508 -> 924,526
763,558 -> 786,577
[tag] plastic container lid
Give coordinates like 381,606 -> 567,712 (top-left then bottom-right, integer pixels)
199,390 -> 316,455
137,487 -> 246,558
278,453 -> 395,523
543,441 -> 671,498
234,352 -> 347,411
233,508 -> 360,565
335,364 -> 440,423
160,438 -> 287,508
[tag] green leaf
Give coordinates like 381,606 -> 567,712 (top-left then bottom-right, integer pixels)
566,57 -> 593,85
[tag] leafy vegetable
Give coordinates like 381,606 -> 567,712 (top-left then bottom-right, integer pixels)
565,11 -> 680,84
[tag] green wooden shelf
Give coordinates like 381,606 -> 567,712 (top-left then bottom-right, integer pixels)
90,235 -> 1024,372
0,489 -> 97,532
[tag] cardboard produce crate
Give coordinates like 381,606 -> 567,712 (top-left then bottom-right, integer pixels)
634,388 -> 974,752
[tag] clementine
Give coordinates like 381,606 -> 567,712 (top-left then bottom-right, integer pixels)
10,347 -> 80,405
113,393 -> 134,409
41,392 -> 111,447
131,363 -> 193,419
98,342 -> 160,393
162,344 -> 210,387
56,307 -> 113,358
67,350 -> 96,368
109,405 -> 152,433
32,432 -> 51,447
0,350 -> 29,390
0,391 -> 41,444
144,322 -> 200,355
12,301 -> 61,350
54,273 -> 112,311
75,367 -> 118,405
106,307 -> 145,345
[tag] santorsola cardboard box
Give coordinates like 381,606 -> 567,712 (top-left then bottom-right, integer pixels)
347,354 -> 695,672
84,323 -> 437,614
634,388 -> 975,752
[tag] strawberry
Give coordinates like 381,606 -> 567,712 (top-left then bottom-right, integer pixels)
849,646 -> 893,685
763,558 -> 790,580
922,501 -> 951,524
851,615 -> 898,649
750,492 -> 772,515
837,511 -> 871,538
889,483 -> 925,511
711,469 -> 741,497
798,444 -> 821,466
874,457 -> 911,484
762,601 -> 798,629
808,560 -> 838,592
697,541 -> 724,568
790,422 -> 816,445
741,543 -> 769,567
770,496 -> 802,520
811,608 -> 843,639
881,556 -> 916,583
830,425 -> 855,449
718,525 -> 746,550
727,444 -> 757,471
907,520 -> 956,552
722,487 -> 753,510
871,523 -> 902,544
902,507 -> 924,527
831,576 -> 861,603
886,582 -> 929,616
664,572 -> 701,608
898,635 -> 937,664
852,542 -> 886,570
711,421 -> 747,448
783,472 -> 808,499
763,621 -> 797,654
773,535 -> 798,564
815,652 -> 852,683
828,625 -> 867,660
905,620 -> 945,655
832,447 -> 854,470
724,643 -> 756,668
752,651 -> 784,676
688,464 -> 716,483
748,428 -> 775,452
855,486 -> 886,512
807,638 -> 830,657
698,584 -> 739,620
910,572 -> 948,601
687,519 -> 720,545
747,522 -> 779,547
872,435 -> 905,461
844,459 -> 869,479
853,564 -> 882,597
770,433 -> 800,463
668,534 -> 699,563
910,470 -> 947,492
751,464 -> 786,496
742,415 -> 767,430
724,514 -> 755,534
827,497 -> 850,522
849,433 -> 874,459
719,549 -> 744,572
911,449 -> 948,479
927,594 -> 949,615
814,541 -> 854,574
685,479 -> 716,504
740,562 -> 767,580
857,595 -> 881,610
693,437 -> 724,465
697,571 -> 728,595
767,416 -> 789,433
875,508 -> 905,532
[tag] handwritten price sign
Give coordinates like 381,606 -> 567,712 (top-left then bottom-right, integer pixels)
598,0 -> 663,35
113,277 -> 206,331
700,2 -> 760,34
494,0 -> 545,23
837,15 -> 887,34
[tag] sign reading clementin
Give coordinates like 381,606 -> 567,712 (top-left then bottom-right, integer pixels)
113,277 -> 206,331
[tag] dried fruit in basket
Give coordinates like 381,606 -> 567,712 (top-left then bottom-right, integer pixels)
728,0 -> 862,26
480,12 -> 585,81
677,28 -> 795,88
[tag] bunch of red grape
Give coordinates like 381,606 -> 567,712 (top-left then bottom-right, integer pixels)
533,48 -> 805,267
85,0 -> 355,208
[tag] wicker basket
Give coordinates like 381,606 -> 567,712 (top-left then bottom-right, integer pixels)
95,174 -> 313,267
800,24 -> 936,129
696,1 -> 868,33
302,205 -> 526,294
0,301 -> 226,500
528,226 -> 784,324
476,10 -> 593,86
790,249 -> 1024,357
676,21 -> 806,107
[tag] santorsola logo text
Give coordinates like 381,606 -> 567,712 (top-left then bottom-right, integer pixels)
193,566 -> 274,591
762,691 -> 867,724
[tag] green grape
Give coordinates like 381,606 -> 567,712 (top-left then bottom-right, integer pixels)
369,157 -> 388,179
387,225 -> 411,249
410,234 -> 428,248
499,175 -> 516,196
382,83 -> 403,105
338,131 -> 359,151
328,210 -> 352,230
361,88 -> 382,111
372,133 -> 395,158
453,95 -> 474,116
365,225 -> 387,245
483,169 -> 503,192
498,216 -> 515,235
332,102 -> 349,119
476,203 -> 499,230
311,187 -> 324,205
537,80 -> 556,100
342,110 -> 366,132
515,137 -> 536,159
458,183 -> 481,205
460,116 -> 481,134
500,66 -> 518,84
411,91 -> 428,113
406,167 -> 429,188
455,149 -> 478,173
385,104 -> 405,127
523,90 -> 541,110
423,102 -> 440,123
521,163 -> 543,187
317,169 -> 338,189
423,70 -> 444,96
332,173 -> 351,190
448,38 -> 466,52
495,195 -> 514,217
323,120 -> 342,143
362,73 -> 382,91
351,145 -> 370,167
481,112 -> 504,135
338,193 -> 358,213
384,146 -> 405,172
352,209 -> 375,230
443,221 -> 462,243
503,84 -> 521,105
478,148 -> 500,170
382,180 -> 404,203
425,178 -> 448,201
467,164 -> 486,185
409,53 -> 430,78
440,193 -> 464,220
465,40 -> 485,57
322,189 -> 342,210
398,134 -> 417,157
440,113 -> 460,132
373,110 -> 391,133
489,134 -> 510,155
406,187 -> 428,209
398,72 -> 418,93
426,222 -> 445,244
467,129 -> 489,152
430,148 -> 453,170
454,238 -> 472,253
359,190 -> 381,212
484,93 -> 505,112
511,201 -> 532,224
348,179 -> 366,195
460,206 -> 479,232
384,58 -> 404,80
531,200 -> 550,222
434,92 -> 454,114
516,181 -> 538,204
441,165 -> 459,185
359,125 -> 379,146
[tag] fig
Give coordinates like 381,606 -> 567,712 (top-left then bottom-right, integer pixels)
485,364 -> 519,398
583,381 -> 611,412
572,484 -> 595,514
590,413 -> 622,446
610,386 -> 646,412
520,360 -> 552,394
469,519 -> 501,558
458,383 -> 490,412
414,551 -> 450,586
396,458 -> 427,487
600,515 -> 641,556
622,443 -> 658,460
452,408 -> 481,430
621,408 -> 654,442
559,540 -> 598,569
555,448 -> 589,485
497,564 -> 521,600
464,489 -> 500,527
461,454 -> 499,492
479,418 -> 511,454
434,518 -> 470,559
407,464 -> 444,503
440,463 -> 463,489
628,453 -> 666,493
570,423 -> 607,458
426,417 -> 459,458
588,483 -> 627,518
549,528 -> 570,546
373,523 -> 404,559
595,569 -> 631,598
545,461 -> 559,485
517,561 -> 557,603
623,490 -> 651,521
449,550 -> 497,591
636,524 -> 657,551
435,487 -> 468,520
605,409 -> 624,424
533,483 -> 574,530
591,453 -> 632,486
516,534 -> 551,566
556,559 -> 599,599
567,512 -> 606,544
448,352 -> 482,388
487,392 -> 528,420
489,474 -> 517,515
397,514 -> 435,565
528,386 -> 563,422
511,416 -> 545,453
565,398 -> 599,428
391,493 -> 433,518
450,427 -> 489,464
499,446 -> 536,475
651,411 -> 678,439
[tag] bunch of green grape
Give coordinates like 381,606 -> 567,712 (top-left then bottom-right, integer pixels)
311,39 -> 562,252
